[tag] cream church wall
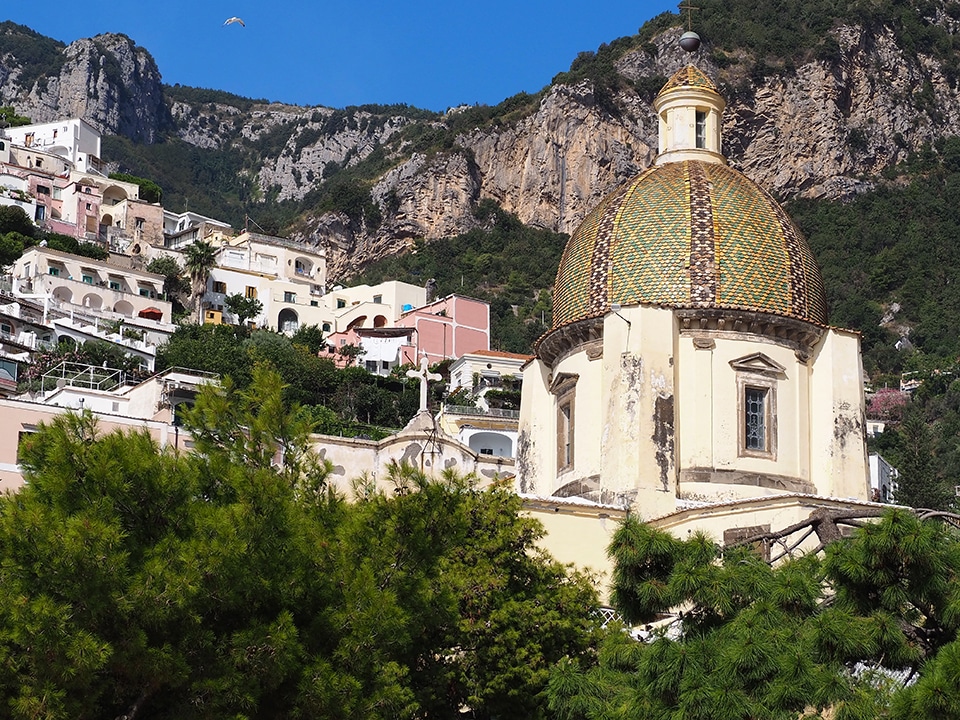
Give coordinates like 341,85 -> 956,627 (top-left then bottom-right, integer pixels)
599,306 -> 677,517
676,333 -> 814,502
808,328 -> 870,500
524,501 -> 627,603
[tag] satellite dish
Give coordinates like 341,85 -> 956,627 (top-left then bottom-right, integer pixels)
679,31 -> 701,53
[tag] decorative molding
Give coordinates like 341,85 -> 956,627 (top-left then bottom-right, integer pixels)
535,316 -> 604,367
729,351 -> 787,378
676,307 -> 824,354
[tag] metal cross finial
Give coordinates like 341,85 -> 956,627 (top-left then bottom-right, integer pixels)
679,3 -> 699,30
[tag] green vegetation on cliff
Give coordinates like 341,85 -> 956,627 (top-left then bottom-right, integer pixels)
352,200 -> 564,354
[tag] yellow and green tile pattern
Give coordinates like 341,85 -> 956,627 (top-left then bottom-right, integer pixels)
657,65 -> 719,97
551,160 -> 829,330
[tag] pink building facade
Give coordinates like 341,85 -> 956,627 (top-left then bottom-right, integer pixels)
396,295 -> 489,365
320,294 -> 490,371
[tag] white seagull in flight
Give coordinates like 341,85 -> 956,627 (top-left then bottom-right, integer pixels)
223,17 -> 246,27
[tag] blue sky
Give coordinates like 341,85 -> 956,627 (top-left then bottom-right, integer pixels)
4,1 -> 678,112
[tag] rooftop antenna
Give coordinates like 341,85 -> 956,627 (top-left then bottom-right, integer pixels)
245,214 -> 268,235
678,3 -> 702,52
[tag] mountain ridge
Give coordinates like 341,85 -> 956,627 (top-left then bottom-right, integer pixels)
3,4 -> 960,280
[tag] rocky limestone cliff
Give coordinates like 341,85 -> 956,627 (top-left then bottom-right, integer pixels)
8,19 -> 960,275
1,33 -> 167,142
300,22 -> 960,272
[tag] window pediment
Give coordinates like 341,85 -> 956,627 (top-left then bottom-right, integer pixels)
729,352 -> 786,378
549,372 -> 579,395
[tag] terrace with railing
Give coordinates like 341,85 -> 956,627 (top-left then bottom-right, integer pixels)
442,404 -> 521,420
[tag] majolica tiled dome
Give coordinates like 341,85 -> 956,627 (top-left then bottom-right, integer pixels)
550,159 -> 829,329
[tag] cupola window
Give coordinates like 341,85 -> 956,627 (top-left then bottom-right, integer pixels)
695,110 -> 707,149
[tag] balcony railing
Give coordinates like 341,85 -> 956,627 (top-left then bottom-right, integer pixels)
443,404 -> 520,419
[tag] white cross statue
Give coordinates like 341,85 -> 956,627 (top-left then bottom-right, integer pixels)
407,355 -> 442,412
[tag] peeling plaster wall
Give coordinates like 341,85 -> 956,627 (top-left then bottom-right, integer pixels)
553,347 -> 604,492
600,307 -> 677,517
675,334 -> 809,490
515,308 -> 868,522
808,328 -> 870,500
516,359 -> 553,495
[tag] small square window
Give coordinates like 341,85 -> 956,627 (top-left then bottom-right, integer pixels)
245,286 -> 257,299
284,291 -> 296,303
48,266 -> 60,277
82,275 -> 93,284
212,281 -> 227,294
336,298 -> 346,309
109,281 -> 121,291
373,294 -> 382,304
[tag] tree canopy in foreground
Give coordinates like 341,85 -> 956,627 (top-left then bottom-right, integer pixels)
0,366 -> 600,719
547,509 -> 960,720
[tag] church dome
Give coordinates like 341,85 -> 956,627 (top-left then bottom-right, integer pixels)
550,158 -> 828,331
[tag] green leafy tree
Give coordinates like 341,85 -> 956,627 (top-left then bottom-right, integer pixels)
42,232 -> 108,260
145,255 -> 189,315
312,462 -> 603,719
0,231 -> 30,267
0,205 -> 36,238
156,322 -> 253,383
224,292 -> 263,326
291,323 -> 325,354
0,366 -> 601,719
547,508 -> 960,720
108,172 -> 163,204
0,105 -> 32,127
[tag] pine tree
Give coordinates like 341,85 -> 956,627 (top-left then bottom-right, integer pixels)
548,509 -> 960,720
895,409 -> 955,510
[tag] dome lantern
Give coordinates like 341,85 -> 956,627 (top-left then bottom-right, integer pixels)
654,65 -> 726,165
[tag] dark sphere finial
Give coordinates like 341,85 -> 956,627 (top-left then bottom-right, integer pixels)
679,31 -> 701,53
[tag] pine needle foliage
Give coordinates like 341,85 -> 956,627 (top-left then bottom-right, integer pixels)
548,510 -> 960,719
0,367 -> 601,719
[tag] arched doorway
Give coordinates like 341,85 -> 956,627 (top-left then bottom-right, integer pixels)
278,308 -> 299,333
52,287 -> 72,304
82,293 -> 102,310
114,300 -> 134,317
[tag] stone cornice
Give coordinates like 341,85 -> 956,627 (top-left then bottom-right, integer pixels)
536,307 -> 826,368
